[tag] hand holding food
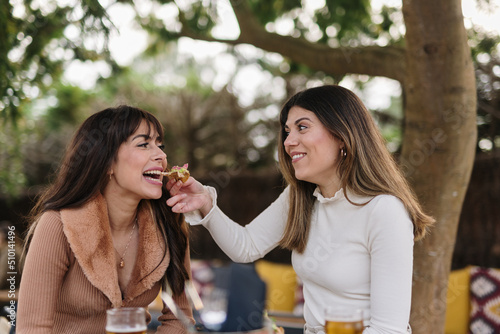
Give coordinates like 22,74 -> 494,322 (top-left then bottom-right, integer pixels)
166,167 -> 213,216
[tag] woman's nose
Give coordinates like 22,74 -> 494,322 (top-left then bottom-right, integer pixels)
284,132 -> 297,147
154,147 -> 167,161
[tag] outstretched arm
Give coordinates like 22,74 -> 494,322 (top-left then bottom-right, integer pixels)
166,177 -> 290,263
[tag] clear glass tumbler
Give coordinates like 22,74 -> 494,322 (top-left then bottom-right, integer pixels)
106,307 -> 147,334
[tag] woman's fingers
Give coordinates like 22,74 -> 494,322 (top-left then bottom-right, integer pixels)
166,193 -> 186,207
170,196 -> 198,213
165,178 -> 176,191
168,180 -> 184,195
172,202 -> 188,213
166,177 -> 210,213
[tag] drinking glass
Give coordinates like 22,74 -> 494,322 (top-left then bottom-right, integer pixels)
199,287 -> 228,331
106,307 -> 147,334
324,307 -> 364,334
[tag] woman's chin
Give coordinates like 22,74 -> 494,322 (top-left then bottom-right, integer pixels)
294,172 -> 311,183
142,190 -> 163,200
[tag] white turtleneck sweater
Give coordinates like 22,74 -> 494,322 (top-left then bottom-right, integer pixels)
185,186 -> 414,334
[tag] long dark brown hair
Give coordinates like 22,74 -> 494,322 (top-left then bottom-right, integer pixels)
23,105 -> 189,295
277,85 -> 434,253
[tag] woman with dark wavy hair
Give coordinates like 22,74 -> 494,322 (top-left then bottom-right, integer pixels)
18,106 -> 192,333
168,85 -> 434,334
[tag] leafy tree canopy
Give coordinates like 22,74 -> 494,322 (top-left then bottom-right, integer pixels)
1,0 -> 410,123
0,0 -> 115,122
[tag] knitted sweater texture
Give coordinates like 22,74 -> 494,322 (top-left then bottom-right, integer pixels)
17,194 -> 192,333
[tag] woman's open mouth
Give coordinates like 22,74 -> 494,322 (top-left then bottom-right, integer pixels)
143,170 -> 163,184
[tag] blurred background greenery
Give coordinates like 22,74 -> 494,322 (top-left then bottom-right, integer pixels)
1,0 -> 498,200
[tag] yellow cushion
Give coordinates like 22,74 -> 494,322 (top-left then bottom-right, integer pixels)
255,260 -> 297,312
445,267 -> 471,334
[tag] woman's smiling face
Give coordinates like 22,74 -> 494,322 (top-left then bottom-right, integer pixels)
108,120 -> 167,201
284,106 -> 344,196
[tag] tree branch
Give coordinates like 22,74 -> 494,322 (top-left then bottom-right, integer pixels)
176,0 -> 406,83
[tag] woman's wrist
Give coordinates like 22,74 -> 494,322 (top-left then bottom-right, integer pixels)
199,188 -> 214,217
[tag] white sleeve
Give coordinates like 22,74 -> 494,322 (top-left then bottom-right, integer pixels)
363,196 -> 414,334
185,186 -> 290,263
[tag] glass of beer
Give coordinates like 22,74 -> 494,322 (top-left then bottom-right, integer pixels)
106,307 -> 147,334
325,307 -> 364,334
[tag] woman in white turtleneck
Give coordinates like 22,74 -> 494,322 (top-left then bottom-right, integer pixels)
167,85 -> 434,334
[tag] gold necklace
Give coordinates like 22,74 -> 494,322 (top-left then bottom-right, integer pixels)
115,218 -> 137,269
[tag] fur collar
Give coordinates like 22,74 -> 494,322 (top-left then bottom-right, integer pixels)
60,194 -> 169,307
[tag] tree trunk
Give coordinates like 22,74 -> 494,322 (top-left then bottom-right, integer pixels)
401,0 -> 477,333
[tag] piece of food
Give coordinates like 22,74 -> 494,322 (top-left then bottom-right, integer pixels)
267,313 -> 285,334
164,163 -> 190,182
273,326 -> 285,334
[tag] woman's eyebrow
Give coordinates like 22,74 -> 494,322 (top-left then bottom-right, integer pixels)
132,134 -> 150,141
294,117 -> 311,124
285,117 -> 312,128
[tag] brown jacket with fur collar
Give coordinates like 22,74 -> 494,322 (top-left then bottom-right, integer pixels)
17,194 -> 192,333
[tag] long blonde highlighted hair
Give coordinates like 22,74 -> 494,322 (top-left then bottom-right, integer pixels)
277,85 -> 434,253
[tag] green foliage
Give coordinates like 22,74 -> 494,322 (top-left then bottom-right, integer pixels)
373,95 -> 403,152
0,1 -> 19,121
1,0 -> 404,125
468,27 -> 500,60
44,85 -> 92,130
183,1 -> 217,33
0,82 -> 102,199
0,123 -> 27,198
474,58 -> 500,152
140,16 -> 183,43
315,0 -> 372,41
0,0 -> 115,123
247,0 -> 302,25
467,22 -> 500,153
